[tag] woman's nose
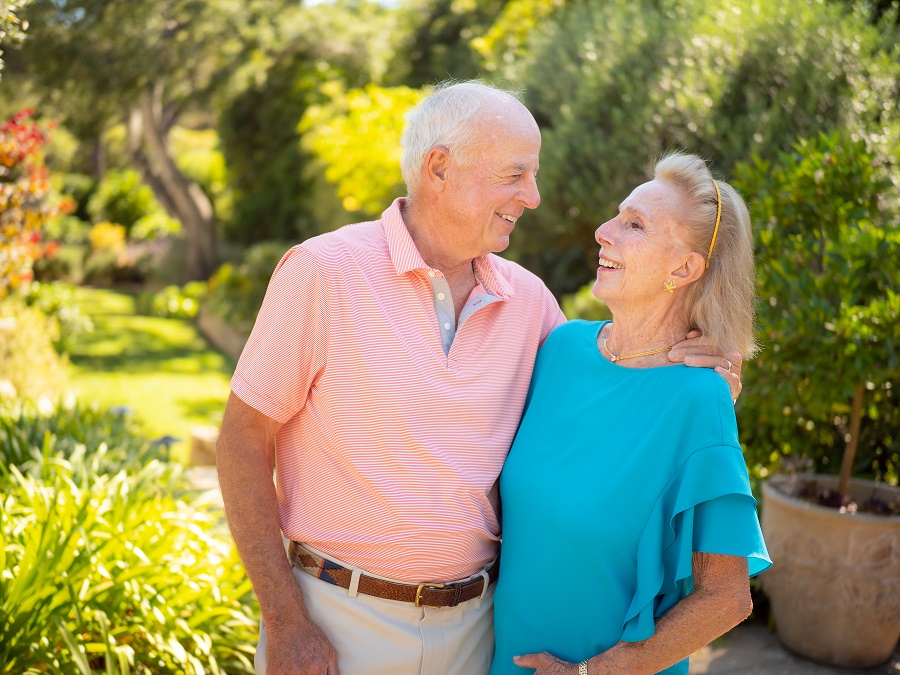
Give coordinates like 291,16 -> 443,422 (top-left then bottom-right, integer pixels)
595,220 -> 613,245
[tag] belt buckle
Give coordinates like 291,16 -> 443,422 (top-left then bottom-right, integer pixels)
414,582 -> 445,607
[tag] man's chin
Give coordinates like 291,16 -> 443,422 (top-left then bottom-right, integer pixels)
490,236 -> 511,254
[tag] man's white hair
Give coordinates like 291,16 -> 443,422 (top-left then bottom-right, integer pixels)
400,80 -> 524,196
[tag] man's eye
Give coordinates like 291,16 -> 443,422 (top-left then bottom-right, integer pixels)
630,221 -> 643,230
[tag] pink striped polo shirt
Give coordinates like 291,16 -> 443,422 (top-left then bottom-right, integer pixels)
231,198 -> 565,583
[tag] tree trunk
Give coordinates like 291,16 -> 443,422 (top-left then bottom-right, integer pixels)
127,108 -> 180,216
838,381 -> 866,500
127,82 -> 217,281
92,136 -> 106,178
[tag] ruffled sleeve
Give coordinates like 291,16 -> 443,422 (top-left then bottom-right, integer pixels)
621,445 -> 772,642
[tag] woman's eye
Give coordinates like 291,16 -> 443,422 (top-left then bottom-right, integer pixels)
630,221 -> 643,230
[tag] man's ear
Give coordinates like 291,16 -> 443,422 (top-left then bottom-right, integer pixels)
670,251 -> 706,286
423,145 -> 450,190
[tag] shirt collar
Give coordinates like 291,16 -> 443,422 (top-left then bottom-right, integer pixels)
382,198 -> 515,300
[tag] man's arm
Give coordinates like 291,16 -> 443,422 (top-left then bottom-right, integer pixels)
217,392 -> 339,675
668,331 -> 743,401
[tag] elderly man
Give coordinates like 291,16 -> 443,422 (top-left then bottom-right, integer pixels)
216,81 -> 742,675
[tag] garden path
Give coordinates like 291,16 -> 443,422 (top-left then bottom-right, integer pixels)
691,624 -> 899,674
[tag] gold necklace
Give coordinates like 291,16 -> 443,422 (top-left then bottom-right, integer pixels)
602,338 -> 673,363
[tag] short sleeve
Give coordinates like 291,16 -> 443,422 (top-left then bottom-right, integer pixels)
539,286 -> 566,346
230,246 -> 328,423
621,445 -> 772,643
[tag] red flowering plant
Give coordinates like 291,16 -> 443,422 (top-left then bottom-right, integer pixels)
0,109 -> 71,297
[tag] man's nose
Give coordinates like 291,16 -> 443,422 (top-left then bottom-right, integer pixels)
518,173 -> 541,210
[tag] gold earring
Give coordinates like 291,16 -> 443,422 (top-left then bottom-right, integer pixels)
663,278 -> 677,293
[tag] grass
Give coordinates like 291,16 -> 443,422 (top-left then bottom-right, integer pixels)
66,286 -> 235,464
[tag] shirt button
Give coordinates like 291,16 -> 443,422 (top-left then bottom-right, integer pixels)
443,322 -> 452,331
428,270 -> 436,278
437,292 -> 446,300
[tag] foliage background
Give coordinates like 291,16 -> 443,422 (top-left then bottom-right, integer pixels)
2,0 -> 896,483
1,0 -> 899,669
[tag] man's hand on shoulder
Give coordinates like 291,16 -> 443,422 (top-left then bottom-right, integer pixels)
266,615 -> 340,675
667,331 -> 743,402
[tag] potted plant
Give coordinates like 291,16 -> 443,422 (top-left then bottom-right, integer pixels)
733,132 -> 900,668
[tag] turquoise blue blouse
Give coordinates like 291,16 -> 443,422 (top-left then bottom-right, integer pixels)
491,321 -> 771,675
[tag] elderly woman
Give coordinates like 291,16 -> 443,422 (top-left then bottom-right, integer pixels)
490,153 -> 771,675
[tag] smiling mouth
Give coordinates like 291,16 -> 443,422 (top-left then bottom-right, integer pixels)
598,257 -> 623,269
498,214 -> 517,224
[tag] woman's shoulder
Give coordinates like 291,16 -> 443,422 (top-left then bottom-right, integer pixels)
668,360 -> 731,403
537,319 -> 607,362
546,318 -> 607,342
663,366 -> 739,450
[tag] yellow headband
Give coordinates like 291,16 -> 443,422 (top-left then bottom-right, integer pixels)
706,180 -> 722,269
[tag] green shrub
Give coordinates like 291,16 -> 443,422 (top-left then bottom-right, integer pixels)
560,282 -> 612,322
0,401 -> 258,673
86,169 -> 159,234
137,281 -> 208,320
20,281 -> 94,354
490,0 -> 900,296
83,249 -> 121,285
84,245 -> 157,286
733,132 -> 900,485
219,54 -> 322,245
131,211 -> 184,242
42,213 -> 91,246
217,3 -> 392,245
301,84 -> 426,216
0,448 -> 257,673
0,300 -> 67,400
206,242 -> 291,333
53,173 -> 97,222
0,398 -> 157,477
32,243 -> 89,284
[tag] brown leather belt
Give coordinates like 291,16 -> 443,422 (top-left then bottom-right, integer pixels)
288,541 -> 499,608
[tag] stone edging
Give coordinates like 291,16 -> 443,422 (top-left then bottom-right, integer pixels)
197,305 -> 248,361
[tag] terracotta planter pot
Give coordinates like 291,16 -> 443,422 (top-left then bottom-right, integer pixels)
761,474 -> 900,668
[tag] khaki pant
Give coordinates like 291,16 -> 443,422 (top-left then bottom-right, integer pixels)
255,547 -> 495,675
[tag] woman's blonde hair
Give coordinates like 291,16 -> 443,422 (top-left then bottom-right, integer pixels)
654,153 -> 758,358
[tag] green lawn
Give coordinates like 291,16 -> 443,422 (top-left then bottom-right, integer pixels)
67,287 -> 235,464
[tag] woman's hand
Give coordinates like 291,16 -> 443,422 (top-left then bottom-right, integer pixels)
513,652 -> 580,674
668,331 -> 743,401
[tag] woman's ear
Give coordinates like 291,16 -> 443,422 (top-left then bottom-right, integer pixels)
423,145 -> 450,190
670,251 -> 706,286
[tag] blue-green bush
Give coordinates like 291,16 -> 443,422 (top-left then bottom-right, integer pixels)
494,0 -> 900,296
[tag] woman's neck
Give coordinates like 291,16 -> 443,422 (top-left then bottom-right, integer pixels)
601,306 -> 689,367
